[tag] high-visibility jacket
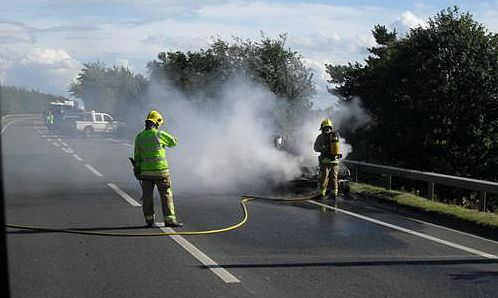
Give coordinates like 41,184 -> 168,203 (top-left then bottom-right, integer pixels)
47,114 -> 54,125
134,128 -> 177,177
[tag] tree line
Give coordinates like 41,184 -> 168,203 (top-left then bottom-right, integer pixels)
0,85 -> 63,116
69,34 -> 315,131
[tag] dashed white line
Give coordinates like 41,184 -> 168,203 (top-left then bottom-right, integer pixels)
309,200 -> 498,259
84,163 -> 103,177
159,225 -> 241,283
51,142 -> 60,147
106,183 -> 141,207
105,181 -> 237,283
107,177 -> 237,284
61,147 -> 74,154
61,141 -> 68,147
72,153 -> 83,162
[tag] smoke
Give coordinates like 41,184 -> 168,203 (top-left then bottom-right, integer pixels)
147,78 -> 303,194
294,96 -> 370,161
141,80 -> 372,195
329,97 -> 371,133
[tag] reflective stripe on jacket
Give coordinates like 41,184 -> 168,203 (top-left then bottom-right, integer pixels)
134,128 -> 177,177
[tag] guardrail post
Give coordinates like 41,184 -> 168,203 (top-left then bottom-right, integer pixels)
427,181 -> 435,200
479,191 -> 487,212
354,166 -> 358,182
387,175 -> 392,190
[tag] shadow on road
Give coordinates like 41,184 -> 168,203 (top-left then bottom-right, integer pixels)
450,271 -> 498,282
204,258 -> 498,269
6,225 -> 149,234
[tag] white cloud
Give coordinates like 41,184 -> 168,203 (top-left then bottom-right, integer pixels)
391,11 -> 427,35
10,1 -> 488,105
22,48 -> 74,65
0,21 -> 36,43
4,48 -> 82,96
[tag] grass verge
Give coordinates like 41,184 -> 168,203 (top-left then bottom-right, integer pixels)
350,182 -> 498,229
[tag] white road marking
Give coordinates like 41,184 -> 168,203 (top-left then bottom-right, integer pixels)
344,200 -> 498,247
159,225 -> 241,283
105,182 -> 238,283
108,138 -> 134,148
51,142 -> 60,147
84,163 -> 103,177
109,138 -> 122,144
72,153 -> 83,162
1,119 -> 18,134
106,183 -> 141,207
309,201 -> 498,259
105,180 -> 237,283
61,147 -> 74,154
61,141 -> 68,147
406,217 -> 498,246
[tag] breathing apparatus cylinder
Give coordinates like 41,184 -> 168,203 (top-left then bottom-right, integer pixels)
329,133 -> 340,157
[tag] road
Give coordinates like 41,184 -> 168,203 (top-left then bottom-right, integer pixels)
3,116 -> 498,297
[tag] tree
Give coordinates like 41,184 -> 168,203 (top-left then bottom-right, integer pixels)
147,34 -> 316,128
69,62 -> 148,120
326,7 -> 498,181
0,85 -> 59,115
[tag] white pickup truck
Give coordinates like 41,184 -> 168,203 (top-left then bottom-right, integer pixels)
75,111 -> 119,137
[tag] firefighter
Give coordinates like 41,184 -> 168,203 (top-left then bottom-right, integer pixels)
133,110 -> 182,228
313,119 -> 341,200
46,111 -> 55,131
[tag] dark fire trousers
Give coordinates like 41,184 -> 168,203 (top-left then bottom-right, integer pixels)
141,176 -> 176,223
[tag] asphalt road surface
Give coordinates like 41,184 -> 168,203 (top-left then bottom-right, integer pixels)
3,116 -> 498,297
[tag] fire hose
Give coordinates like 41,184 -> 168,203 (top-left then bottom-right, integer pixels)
6,193 -> 321,237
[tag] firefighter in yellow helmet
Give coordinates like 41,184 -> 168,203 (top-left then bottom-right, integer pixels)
314,119 -> 342,200
133,110 -> 182,228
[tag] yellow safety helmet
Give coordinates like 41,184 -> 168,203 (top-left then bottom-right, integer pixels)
146,110 -> 164,127
320,119 -> 333,130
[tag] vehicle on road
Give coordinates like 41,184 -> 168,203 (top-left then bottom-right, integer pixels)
75,111 -> 119,137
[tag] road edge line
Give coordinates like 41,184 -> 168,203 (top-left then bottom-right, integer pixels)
309,200 -> 498,259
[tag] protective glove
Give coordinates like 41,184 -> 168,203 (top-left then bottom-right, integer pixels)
129,157 -> 140,180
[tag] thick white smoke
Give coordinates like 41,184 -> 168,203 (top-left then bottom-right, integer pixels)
148,78 -> 304,194
330,97 -> 371,133
142,78 -> 370,195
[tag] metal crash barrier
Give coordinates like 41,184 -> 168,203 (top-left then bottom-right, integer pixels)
342,160 -> 498,212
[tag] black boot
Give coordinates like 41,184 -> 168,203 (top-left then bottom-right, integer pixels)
165,219 -> 183,228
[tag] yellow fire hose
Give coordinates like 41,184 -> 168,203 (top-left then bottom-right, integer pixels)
6,193 -> 321,237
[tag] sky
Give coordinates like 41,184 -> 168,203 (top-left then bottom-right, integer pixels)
2,1 -> 498,109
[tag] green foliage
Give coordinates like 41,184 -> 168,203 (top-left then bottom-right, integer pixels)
0,85 -> 60,115
372,24 -> 397,45
147,34 -> 315,127
327,7 -> 498,181
351,182 -> 498,225
69,62 -> 148,120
